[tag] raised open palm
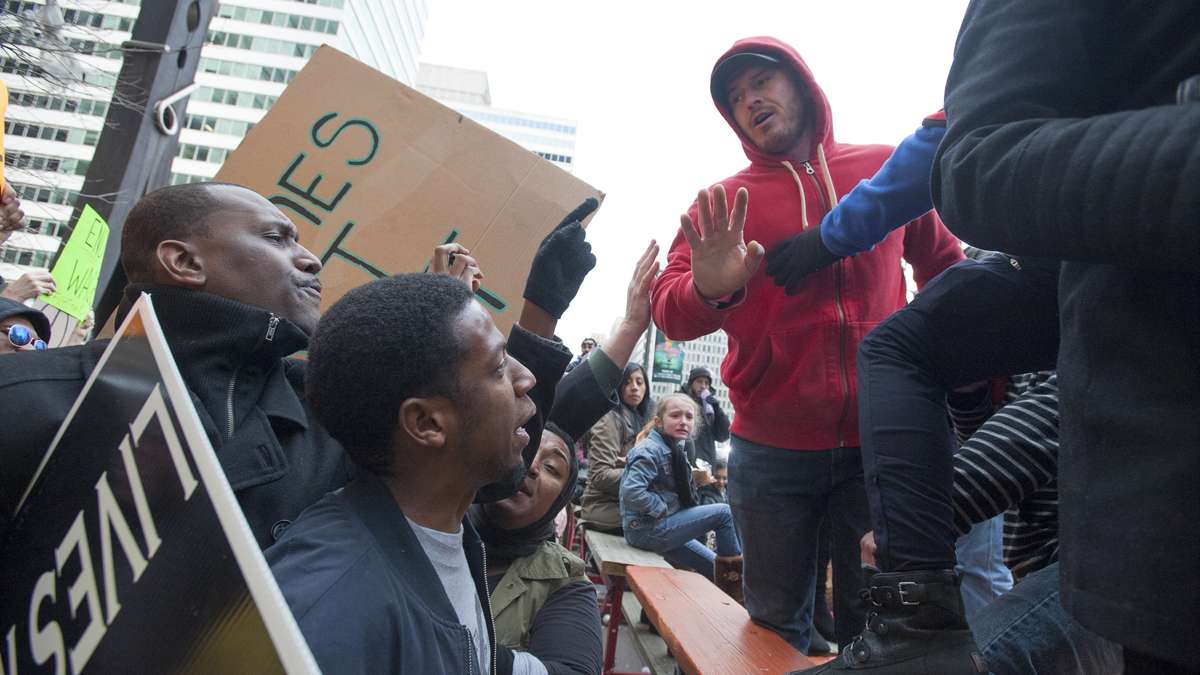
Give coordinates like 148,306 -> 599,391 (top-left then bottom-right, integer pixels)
680,185 -> 764,300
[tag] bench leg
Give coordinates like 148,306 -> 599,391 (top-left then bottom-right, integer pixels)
563,512 -> 576,551
581,531 -> 603,586
563,509 -> 577,551
576,522 -> 589,558
601,576 -> 646,675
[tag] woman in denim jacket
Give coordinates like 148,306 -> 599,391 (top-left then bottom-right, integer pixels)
619,393 -> 743,600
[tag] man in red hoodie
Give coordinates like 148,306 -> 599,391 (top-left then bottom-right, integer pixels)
651,37 -> 963,652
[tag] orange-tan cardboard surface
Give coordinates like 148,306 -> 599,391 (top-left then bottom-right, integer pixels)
215,46 -> 603,334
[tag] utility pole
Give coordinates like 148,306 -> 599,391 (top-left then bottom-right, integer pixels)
70,0 -> 217,328
643,323 -> 655,374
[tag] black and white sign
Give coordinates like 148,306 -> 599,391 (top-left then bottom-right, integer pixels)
1,295 -> 317,674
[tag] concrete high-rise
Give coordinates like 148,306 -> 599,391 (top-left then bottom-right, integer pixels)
1,0 -> 429,284
417,62 -> 577,173
635,325 -> 736,423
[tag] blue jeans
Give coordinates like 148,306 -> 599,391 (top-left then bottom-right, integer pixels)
728,437 -> 870,651
973,563 -> 1122,675
624,503 -> 740,579
956,514 -> 1013,621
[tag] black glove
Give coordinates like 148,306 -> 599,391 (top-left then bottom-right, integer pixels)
523,198 -> 599,319
764,226 -> 842,295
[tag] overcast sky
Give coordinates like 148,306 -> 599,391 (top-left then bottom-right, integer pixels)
420,0 -> 971,350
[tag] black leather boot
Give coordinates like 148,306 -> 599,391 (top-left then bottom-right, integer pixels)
788,569 -> 987,674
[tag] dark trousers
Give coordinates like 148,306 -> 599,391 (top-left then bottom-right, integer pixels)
728,437 -> 870,650
857,254 -> 1060,571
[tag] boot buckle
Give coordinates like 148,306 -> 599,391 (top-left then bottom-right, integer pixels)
896,581 -> 921,606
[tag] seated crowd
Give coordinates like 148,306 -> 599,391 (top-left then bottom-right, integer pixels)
1,5 -> 1197,674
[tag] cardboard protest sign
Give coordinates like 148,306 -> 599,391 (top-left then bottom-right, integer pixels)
215,46 -> 602,334
0,295 -> 317,675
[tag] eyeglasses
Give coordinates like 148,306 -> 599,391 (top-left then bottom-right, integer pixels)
3,324 -> 46,351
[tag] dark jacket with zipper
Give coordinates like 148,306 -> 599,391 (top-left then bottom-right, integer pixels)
0,286 -> 350,548
266,305 -> 572,675
933,1 -> 1200,664
266,470 -> 515,675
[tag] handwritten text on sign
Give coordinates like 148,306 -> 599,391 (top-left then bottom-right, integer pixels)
40,205 -> 109,320
268,113 -> 509,312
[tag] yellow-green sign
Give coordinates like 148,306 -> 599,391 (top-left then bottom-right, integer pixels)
40,204 -> 108,320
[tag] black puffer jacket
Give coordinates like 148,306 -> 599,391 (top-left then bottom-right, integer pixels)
933,1 -> 1200,665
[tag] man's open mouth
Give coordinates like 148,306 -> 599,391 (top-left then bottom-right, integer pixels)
753,111 -> 774,128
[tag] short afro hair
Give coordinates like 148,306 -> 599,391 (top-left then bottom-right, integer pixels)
306,273 -> 475,473
121,182 -> 245,282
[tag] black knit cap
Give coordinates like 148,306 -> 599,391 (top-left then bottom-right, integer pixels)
0,297 -> 51,342
686,366 -> 713,388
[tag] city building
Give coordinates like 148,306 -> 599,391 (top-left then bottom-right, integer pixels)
416,62 -> 577,173
635,324 -> 735,423
1,0 -> 429,283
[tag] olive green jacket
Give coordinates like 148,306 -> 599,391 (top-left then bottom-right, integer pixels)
491,541 -> 588,650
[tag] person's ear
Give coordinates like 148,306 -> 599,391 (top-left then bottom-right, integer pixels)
155,239 -> 206,288
398,397 -> 451,449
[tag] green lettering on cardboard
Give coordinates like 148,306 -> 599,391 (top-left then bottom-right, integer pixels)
276,153 -> 351,213
311,113 -> 380,166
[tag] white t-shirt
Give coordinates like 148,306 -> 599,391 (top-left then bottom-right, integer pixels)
406,517 -> 492,675
405,518 -> 549,675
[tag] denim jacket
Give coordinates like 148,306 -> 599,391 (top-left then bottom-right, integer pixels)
619,429 -> 685,529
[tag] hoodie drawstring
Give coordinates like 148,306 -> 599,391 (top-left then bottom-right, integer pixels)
816,143 -> 839,205
781,160 -> 810,230
781,145 -> 840,230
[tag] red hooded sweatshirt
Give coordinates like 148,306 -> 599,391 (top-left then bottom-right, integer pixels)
651,37 -> 964,450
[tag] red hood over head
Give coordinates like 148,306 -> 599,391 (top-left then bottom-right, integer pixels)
710,36 -> 834,165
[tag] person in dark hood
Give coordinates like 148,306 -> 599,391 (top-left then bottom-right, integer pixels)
651,37 -> 964,653
679,366 -> 730,468
581,361 -> 653,531
0,298 -> 50,354
470,424 -> 601,675
465,240 -> 661,675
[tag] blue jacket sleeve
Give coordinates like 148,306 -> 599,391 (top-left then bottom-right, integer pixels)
619,451 -> 668,519
820,124 -> 946,257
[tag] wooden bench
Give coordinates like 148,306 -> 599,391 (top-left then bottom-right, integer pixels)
627,565 -> 833,674
584,530 -> 673,675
